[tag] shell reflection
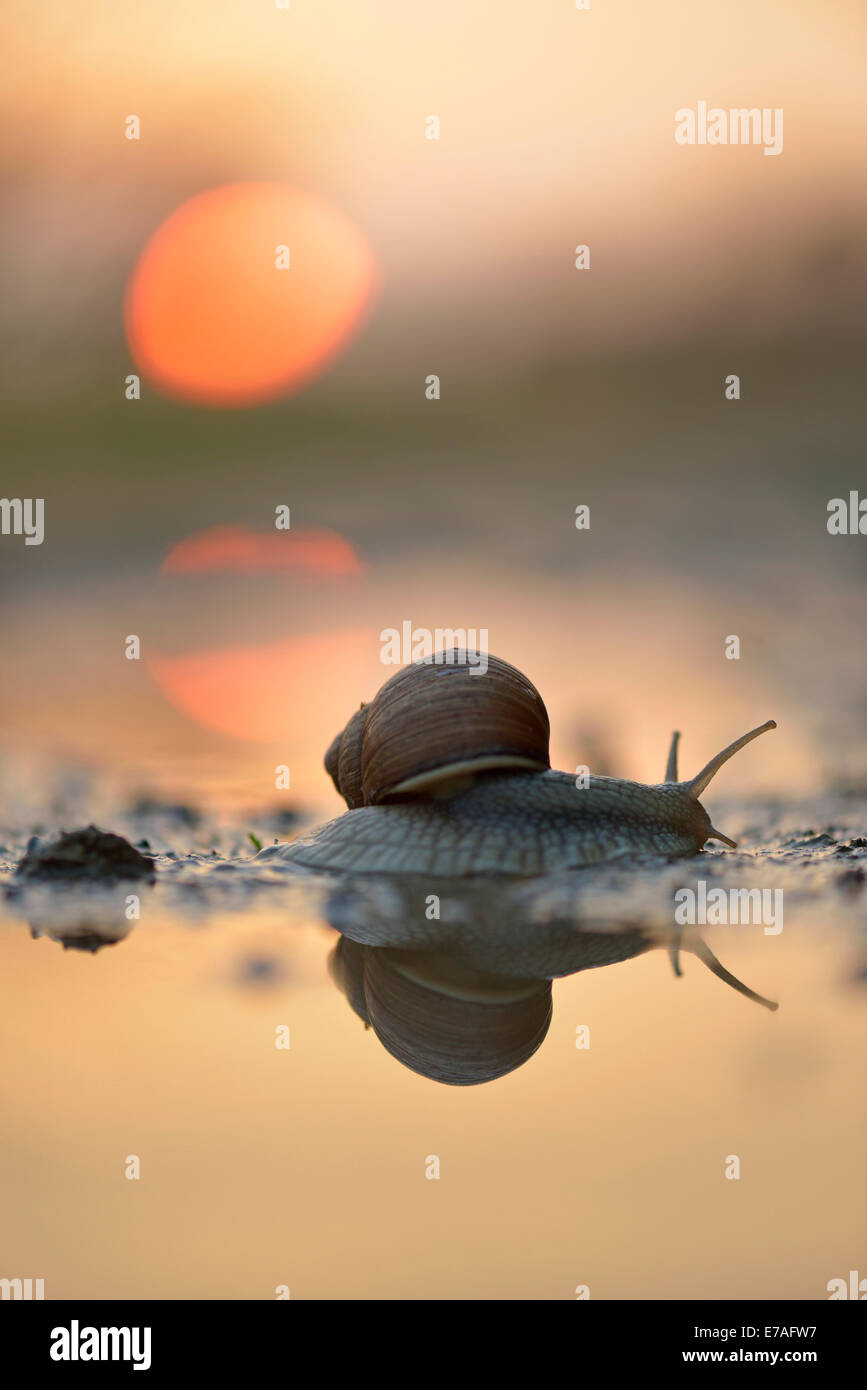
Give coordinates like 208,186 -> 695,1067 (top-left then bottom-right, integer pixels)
322,868 -> 778,1086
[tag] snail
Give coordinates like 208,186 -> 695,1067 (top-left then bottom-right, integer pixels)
279,649 -> 776,877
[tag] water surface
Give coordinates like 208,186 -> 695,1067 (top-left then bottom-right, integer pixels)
1,790 -> 863,1299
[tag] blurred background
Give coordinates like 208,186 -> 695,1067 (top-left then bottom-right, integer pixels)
1,0 -> 866,1304
1,0 -> 866,815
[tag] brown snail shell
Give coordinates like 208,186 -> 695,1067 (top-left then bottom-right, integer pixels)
325,649 -> 550,808
325,704 -> 367,810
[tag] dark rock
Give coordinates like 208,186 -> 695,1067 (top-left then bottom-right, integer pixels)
13,825 -> 156,883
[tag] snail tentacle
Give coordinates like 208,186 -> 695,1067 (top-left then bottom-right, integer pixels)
684,720 -> 777,798
706,826 -> 738,848
664,730 -> 681,782
680,718 -> 776,849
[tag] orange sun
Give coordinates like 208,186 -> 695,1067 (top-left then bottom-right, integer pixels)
124,183 -> 378,407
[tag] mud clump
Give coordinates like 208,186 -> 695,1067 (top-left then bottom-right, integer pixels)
13,825 -> 156,884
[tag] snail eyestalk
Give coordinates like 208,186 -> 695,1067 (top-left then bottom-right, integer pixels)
665,730 -> 681,783
685,720 -> 777,799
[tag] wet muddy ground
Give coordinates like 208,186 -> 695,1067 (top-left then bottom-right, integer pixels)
1,781 -> 864,1299
2,790 -> 864,959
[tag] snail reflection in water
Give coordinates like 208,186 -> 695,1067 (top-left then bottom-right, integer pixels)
324,875 -> 778,1087
329,937 -> 554,1087
280,649 -> 777,876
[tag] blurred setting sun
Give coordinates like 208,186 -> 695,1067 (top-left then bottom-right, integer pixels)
124,183 -> 378,406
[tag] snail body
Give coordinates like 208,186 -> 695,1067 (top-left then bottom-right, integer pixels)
281,650 -> 776,878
